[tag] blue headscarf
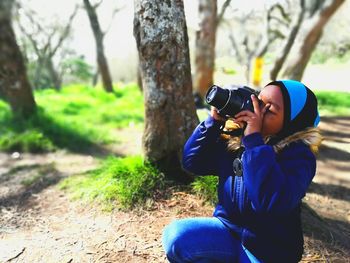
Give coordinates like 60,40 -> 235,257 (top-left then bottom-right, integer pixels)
266,80 -> 320,140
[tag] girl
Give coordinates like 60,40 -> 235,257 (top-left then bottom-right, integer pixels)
162,80 -> 322,263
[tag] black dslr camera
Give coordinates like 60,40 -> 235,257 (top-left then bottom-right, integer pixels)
205,85 -> 260,118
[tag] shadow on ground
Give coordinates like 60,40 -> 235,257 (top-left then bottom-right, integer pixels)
308,182 -> 350,202
0,163 -> 62,210
302,202 -> 350,259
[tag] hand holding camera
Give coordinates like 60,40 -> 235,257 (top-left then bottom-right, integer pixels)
234,95 -> 271,136
205,84 -> 269,136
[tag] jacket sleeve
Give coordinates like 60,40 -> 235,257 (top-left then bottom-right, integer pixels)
242,132 -> 316,215
182,116 -> 225,175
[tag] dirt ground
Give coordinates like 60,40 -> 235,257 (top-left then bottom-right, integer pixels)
0,117 -> 349,263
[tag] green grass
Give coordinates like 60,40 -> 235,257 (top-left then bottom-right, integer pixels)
59,156 -> 164,211
0,83 -> 144,153
311,49 -> 350,65
315,91 -> 350,116
191,175 -> 218,205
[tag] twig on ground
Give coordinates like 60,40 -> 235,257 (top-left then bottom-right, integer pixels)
6,247 -> 25,262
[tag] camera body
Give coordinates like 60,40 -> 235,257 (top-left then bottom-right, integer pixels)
205,85 -> 260,117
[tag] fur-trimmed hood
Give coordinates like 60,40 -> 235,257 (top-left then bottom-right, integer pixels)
271,127 -> 323,154
225,127 -> 323,154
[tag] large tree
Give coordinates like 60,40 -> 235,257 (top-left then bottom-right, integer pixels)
0,0 -> 36,116
282,0 -> 345,80
134,0 -> 199,182
83,0 -> 114,93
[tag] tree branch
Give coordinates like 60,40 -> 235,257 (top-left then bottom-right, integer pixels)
49,5 -> 78,57
103,5 -> 124,36
93,0 -> 104,9
216,0 -> 232,26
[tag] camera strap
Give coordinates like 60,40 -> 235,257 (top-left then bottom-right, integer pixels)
232,147 -> 244,177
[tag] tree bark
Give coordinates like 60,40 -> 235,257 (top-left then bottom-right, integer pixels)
83,0 -> 113,92
193,0 -> 217,98
137,62 -> 143,92
0,0 -> 36,116
134,0 -> 199,182
270,0 -> 306,81
282,0 -> 345,81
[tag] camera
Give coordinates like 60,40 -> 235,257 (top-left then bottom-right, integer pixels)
205,85 -> 261,118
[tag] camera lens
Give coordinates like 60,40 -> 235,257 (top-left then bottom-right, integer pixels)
205,85 -> 229,110
205,84 -> 260,117
206,86 -> 217,103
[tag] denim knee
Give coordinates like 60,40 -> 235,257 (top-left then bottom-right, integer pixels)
162,220 -> 189,262
162,221 -> 180,262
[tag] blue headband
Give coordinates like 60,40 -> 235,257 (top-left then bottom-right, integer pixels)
266,80 -> 320,138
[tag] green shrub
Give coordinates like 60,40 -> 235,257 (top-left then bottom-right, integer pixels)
315,91 -> 350,116
191,175 -> 218,205
0,129 -> 54,153
59,156 -> 164,210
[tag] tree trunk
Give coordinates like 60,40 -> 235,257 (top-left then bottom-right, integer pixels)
0,0 -> 36,116
83,0 -> 113,92
47,58 -> 61,90
282,0 -> 345,81
270,0 -> 306,81
137,62 -> 143,92
193,0 -> 217,98
33,56 -> 44,89
134,0 -> 199,182
92,67 -> 99,87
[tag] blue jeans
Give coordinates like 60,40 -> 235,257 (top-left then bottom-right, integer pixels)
162,217 -> 262,263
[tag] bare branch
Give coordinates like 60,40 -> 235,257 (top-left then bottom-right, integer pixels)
93,0 -> 103,9
103,5 -> 125,36
256,3 -> 287,57
49,5 -> 79,57
16,16 -> 41,57
228,32 -> 243,62
271,3 -> 291,24
216,0 -> 232,26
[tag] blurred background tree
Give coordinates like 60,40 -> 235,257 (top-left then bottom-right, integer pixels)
193,0 -> 217,98
282,0 -> 345,80
83,0 -> 122,92
0,0 -> 36,116
15,2 -> 78,90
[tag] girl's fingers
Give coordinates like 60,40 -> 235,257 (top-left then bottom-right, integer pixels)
211,107 -> 227,122
235,110 -> 254,119
251,95 -> 260,114
234,116 -> 250,123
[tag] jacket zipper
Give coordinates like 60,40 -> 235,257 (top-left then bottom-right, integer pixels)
232,152 -> 247,213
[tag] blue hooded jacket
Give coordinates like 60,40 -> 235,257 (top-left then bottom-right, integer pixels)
182,80 -> 320,262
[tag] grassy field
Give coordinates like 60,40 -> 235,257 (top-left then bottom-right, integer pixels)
315,90 -> 350,116
0,84 -> 143,153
